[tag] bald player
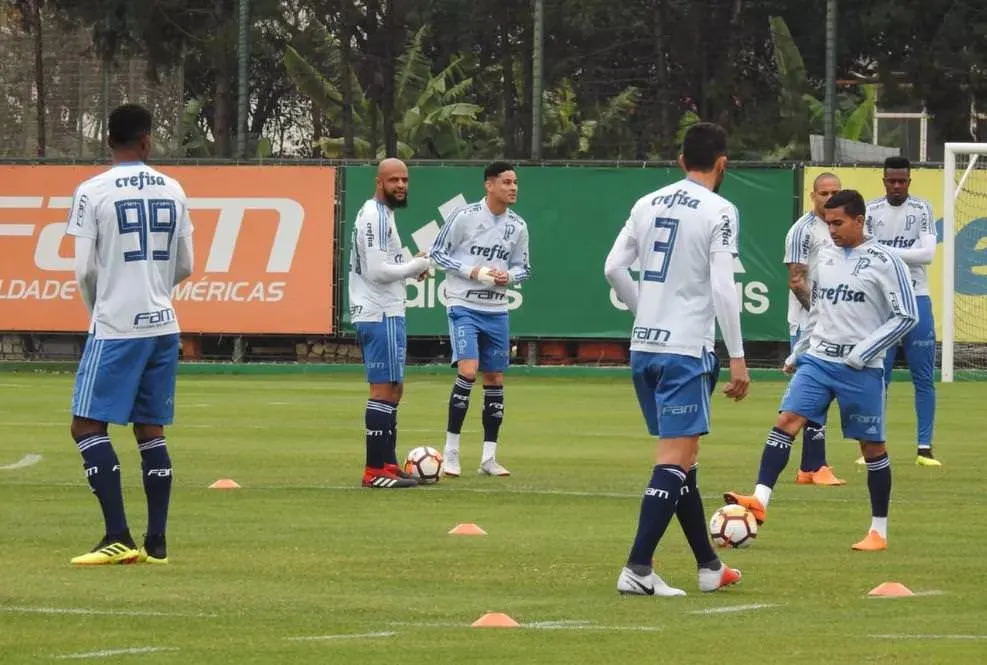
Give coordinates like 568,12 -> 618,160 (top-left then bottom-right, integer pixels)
348,158 -> 431,488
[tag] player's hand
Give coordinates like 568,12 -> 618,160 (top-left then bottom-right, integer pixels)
469,266 -> 499,285
491,269 -> 510,286
723,358 -> 750,401
782,354 -> 797,375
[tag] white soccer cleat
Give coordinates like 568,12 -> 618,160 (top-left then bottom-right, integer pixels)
478,459 -> 511,476
698,563 -> 742,592
443,448 -> 461,477
617,566 -> 686,597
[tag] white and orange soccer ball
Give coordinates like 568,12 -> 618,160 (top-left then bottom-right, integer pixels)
709,504 -> 758,548
403,446 -> 444,484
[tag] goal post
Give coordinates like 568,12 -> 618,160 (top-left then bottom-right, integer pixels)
942,142 -> 987,382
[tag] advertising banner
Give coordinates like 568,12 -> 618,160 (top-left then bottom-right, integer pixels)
342,165 -> 796,339
0,166 -> 336,334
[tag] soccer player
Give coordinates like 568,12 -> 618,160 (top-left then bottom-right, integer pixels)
783,172 -> 845,486
605,122 -> 750,596
724,189 -> 919,551
865,157 -> 940,466
349,158 -> 431,489
67,104 -> 194,565
429,162 -> 531,478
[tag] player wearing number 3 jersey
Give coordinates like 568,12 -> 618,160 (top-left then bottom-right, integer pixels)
65,104 -> 194,567
604,122 -> 749,597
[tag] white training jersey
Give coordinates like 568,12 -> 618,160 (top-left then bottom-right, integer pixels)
66,163 -> 193,339
429,199 -> 531,313
784,211 -> 832,333
793,239 -> 918,369
865,195 -> 936,296
348,199 -> 411,322
621,178 -> 739,357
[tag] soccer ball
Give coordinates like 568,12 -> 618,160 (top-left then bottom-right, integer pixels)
708,504 -> 758,548
403,446 -> 443,484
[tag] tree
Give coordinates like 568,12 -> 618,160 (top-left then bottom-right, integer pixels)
285,24 -> 485,159
541,78 -> 640,159
858,0 -> 987,142
8,0 -> 47,155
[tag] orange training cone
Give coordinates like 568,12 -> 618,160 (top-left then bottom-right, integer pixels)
868,582 -> 914,597
449,523 -> 487,535
209,479 -> 241,489
471,612 -> 520,628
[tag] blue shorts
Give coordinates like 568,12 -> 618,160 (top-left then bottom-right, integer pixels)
355,316 -> 407,384
631,350 -> 720,438
780,355 -> 886,441
448,306 -> 510,373
72,334 -> 180,426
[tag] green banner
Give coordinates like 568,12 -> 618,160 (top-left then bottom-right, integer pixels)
341,166 -> 795,339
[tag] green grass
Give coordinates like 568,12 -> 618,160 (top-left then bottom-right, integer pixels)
1,373 -> 985,664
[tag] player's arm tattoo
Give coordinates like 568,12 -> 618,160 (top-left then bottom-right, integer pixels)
787,263 -> 811,310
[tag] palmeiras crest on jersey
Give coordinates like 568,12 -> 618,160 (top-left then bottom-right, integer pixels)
852,257 -> 871,276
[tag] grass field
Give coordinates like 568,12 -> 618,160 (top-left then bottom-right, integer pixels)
1,371 -> 985,664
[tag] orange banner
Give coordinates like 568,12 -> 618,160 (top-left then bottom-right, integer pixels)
0,165 -> 335,334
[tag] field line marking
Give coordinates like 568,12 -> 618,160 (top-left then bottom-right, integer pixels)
0,481 -> 956,507
286,631 -> 396,642
54,647 -> 179,659
0,453 -> 43,470
389,620 -> 660,632
1,605 -> 215,618
870,634 -> 987,640
689,603 -> 779,615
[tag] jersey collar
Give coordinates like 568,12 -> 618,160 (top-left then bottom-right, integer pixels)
482,198 -> 508,221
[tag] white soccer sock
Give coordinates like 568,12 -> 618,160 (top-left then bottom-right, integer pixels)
445,433 -> 460,454
870,516 -> 888,538
481,441 -> 497,463
754,484 -> 773,508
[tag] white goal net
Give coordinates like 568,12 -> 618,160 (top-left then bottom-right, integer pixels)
943,143 -> 987,381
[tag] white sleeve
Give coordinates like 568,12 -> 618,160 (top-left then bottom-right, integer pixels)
177,195 -> 194,238
508,225 -> 530,284
356,205 -> 429,284
73,236 -> 97,314
847,257 -> 919,369
710,251 -> 744,358
603,225 -> 639,314
783,221 -> 808,265
892,200 -> 936,266
366,252 -> 430,283
710,205 -> 739,255
429,209 -> 474,279
65,185 -> 97,239
173,234 -> 194,285
890,232 -> 936,266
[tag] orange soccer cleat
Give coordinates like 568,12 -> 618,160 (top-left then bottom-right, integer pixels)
722,492 -> 766,525
851,530 -> 888,551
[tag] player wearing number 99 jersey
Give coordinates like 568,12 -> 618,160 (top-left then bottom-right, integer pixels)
605,122 -> 749,597
65,104 -> 194,567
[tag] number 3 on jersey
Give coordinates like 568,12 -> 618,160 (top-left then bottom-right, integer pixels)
115,198 -> 177,263
643,217 -> 679,283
